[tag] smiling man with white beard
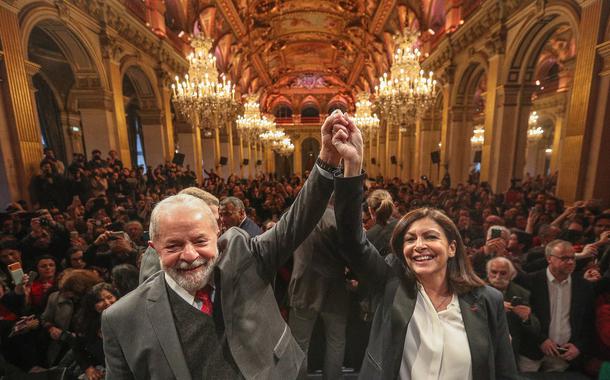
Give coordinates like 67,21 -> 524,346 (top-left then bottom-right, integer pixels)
101,110 -> 360,380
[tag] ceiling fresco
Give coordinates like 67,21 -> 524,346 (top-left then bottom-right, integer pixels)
165,0 -> 450,114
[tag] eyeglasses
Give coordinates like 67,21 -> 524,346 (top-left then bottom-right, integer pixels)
549,254 -> 576,262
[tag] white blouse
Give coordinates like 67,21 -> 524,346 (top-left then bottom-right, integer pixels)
399,287 -> 472,380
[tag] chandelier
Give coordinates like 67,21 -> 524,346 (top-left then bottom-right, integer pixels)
273,137 -> 295,156
354,92 -> 380,143
375,29 -> 437,129
237,95 -> 276,140
171,34 -> 238,128
527,111 -> 544,141
260,128 -> 285,146
470,125 -> 484,148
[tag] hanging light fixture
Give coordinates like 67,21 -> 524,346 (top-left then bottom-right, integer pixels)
171,34 -> 238,128
375,29 -> 437,129
470,125 -> 484,148
237,95 -> 277,141
273,137 -> 295,156
354,91 -> 380,143
527,111 -> 544,141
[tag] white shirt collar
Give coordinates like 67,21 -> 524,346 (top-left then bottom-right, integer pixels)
164,272 -> 196,306
546,267 -> 571,286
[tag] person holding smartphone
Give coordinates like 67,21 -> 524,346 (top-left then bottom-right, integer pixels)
486,257 -> 541,363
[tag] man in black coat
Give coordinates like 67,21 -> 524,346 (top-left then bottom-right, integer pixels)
516,239 -> 594,373
220,196 -> 263,237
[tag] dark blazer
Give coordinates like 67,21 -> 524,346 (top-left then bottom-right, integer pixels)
333,174 -> 519,380
288,207 -> 348,313
502,282 -> 541,360
239,216 -> 263,237
515,269 -> 595,360
103,166 -> 335,380
366,218 -> 398,257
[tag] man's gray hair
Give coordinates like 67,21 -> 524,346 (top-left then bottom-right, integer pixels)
220,196 -> 245,211
486,257 -> 517,280
545,239 -> 573,257
149,194 -> 217,242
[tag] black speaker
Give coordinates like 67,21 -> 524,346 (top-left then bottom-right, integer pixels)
473,150 -> 482,163
242,158 -> 249,165
430,151 -> 440,164
371,158 -> 376,165
219,156 -> 228,165
172,153 -> 185,165
256,160 -> 262,166
390,156 -> 397,165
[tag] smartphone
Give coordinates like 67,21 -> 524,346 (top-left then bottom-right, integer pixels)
109,231 -> 124,240
8,262 -> 24,286
490,227 -> 502,239
70,231 -> 79,239
510,296 -> 523,307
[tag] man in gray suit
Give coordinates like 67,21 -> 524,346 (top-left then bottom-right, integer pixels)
102,111 -> 358,380
288,202 -> 350,380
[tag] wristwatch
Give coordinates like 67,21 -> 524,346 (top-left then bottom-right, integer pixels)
316,157 -> 339,175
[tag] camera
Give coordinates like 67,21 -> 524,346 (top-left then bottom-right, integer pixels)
490,227 -> 503,239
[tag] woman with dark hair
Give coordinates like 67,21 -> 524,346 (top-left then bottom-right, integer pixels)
41,269 -> 101,366
29,255 -> 58,312
72,282 -> 119,380
335,188 -> 518,378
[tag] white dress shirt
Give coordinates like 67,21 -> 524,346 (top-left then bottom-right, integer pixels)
546,268 -> 572,345
164,273 -> 215,310
399,286 -> 472,380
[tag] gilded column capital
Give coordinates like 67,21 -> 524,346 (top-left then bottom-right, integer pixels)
598,41 -> 610,77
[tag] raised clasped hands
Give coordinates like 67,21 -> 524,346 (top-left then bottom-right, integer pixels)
319,110 -> 363,177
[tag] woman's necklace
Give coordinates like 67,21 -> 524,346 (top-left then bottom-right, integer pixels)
431,293 -> 452,312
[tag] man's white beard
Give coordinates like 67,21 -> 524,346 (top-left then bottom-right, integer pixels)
161,251 -> 218,293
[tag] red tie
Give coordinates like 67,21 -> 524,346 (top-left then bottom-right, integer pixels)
195,285 -> 213,316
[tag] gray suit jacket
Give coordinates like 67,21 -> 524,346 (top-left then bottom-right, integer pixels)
103,166 -> 334,380
333,174 -> 519,380
288,207 -> 348,313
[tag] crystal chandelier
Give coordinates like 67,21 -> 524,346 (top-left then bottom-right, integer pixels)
527,111 -> 543,141
237,95 -> 276,140
375,29 -> 437,129
260,128 -> 285,146
171,34 -> 238,128
470,125 -> 484,148
273,137 -> 295,156
354,92 -> 380,143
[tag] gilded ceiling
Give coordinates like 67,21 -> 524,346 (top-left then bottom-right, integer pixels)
164,0 -> 449,114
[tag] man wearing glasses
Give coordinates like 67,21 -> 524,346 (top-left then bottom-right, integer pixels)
516,240 -> 594,373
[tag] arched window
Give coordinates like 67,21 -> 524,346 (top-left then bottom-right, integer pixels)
301,106 -> 319,118
274,104 -> 293,119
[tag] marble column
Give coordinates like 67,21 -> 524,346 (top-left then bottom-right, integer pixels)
176,122 -> 203,183
581,39 -> 610,203
556,0 -> 607,202
104,59 -> 132,167
0,6 -> 44,200
139,110 -> 167,167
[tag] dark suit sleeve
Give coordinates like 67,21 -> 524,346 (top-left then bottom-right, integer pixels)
102,311 -> 135,380
250,166 -> 334,279
490,289 -> 520,380
333,173 -> 389,291
571,280 -> 595,354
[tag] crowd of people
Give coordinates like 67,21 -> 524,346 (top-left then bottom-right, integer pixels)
0,113 -> 608,379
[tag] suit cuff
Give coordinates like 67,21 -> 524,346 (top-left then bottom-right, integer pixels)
315,163 -> 335,180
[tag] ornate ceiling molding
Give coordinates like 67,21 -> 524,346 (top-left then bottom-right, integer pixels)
62,0 -> 187,75
214,0 -> 272,86
347,0 -> 396,87
424,0 -> 523,73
